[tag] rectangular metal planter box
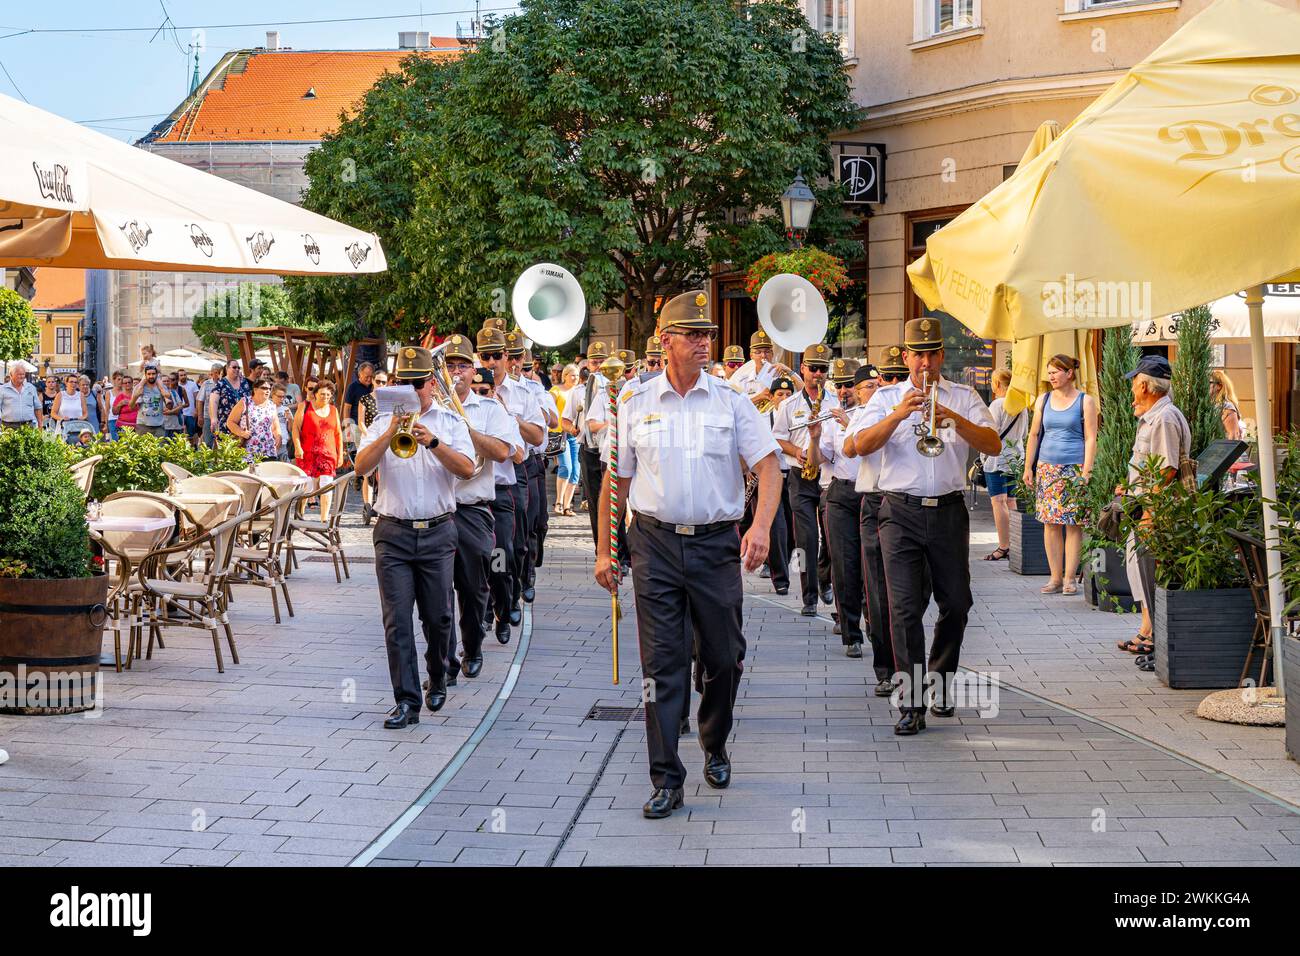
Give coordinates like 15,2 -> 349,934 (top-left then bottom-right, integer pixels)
1285,635 -> 1300,763
1153,586 -> 1254,689
1084,547 -> 1137,613
1009,508 -> 1050,576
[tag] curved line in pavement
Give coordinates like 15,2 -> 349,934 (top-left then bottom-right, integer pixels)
349,603 -> 535,867
748,593 -> 1300,816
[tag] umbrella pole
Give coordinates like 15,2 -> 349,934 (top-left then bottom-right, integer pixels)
1246,285 -> 1287,698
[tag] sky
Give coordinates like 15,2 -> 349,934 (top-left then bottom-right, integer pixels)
0,1 -> 520,141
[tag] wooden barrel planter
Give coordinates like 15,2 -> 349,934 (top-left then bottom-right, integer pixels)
0,574 -> 107,715
1008,508 -> 1050,576
1153,586 -> 1254,689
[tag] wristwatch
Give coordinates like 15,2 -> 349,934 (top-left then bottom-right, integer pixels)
425,435 -> 440,450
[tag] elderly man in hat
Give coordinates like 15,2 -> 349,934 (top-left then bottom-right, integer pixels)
852,319 -> 1000,735
354,346 -> 477,729
731,329 -> 798,406
771,342 -> 839,616
594,290 -> 782,819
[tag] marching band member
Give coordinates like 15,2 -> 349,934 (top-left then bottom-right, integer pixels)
594,290 -> 782,819
521,348 -> 558,574
354,346 -> 476,729
743,375 -> 794,594
479,325 -> 545,639
564,341 -> 611,549
444,336 -> 520,680
731,329 -> 799,407
853,319 -> 1000,735
770,344 -> 838,616
818,358 -> 867,658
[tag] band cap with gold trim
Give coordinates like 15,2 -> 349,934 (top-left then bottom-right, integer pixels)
476,326 -> 506,352
771,376 -> 795,394
503,330 -> 526,355
801,343 -> 832,367
394,345 -> 436,380
483,316 -> 508,333
443,334 -> 474,363
472,367 -> 495,387
878,344 -> 908,375
644,335 -> 663,357
657,290 -> 715,333
829,357 -> 859,384
722,344 -> 744,363
904,317 -> 943,353
587,340 -> 609,362
749,329 -> 773,352
614,348 -> 636,366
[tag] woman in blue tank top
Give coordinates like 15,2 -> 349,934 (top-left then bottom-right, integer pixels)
1021,354 -> 1097,595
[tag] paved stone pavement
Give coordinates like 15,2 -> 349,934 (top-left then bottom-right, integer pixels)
2,490 -> 1297,866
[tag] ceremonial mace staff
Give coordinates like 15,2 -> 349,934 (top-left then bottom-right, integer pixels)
599,353 -> 626,685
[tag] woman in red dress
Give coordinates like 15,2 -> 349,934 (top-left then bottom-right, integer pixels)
293,380 -> 345,521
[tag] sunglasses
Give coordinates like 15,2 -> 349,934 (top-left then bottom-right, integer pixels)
472,386 -> 493,396
725,361 -> 743,368
480,351 -> 503,362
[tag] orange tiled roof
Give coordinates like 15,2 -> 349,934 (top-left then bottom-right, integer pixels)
153,46 -> 461,144
31,268 -> 86,311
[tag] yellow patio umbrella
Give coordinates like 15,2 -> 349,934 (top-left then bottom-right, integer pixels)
906,0 -> 1300,695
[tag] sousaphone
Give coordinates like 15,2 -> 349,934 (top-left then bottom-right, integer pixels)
512,263 -> 586,347
756,273 -> 829,356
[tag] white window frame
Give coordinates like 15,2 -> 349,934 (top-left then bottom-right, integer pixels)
804,0 -> 854,59
55,326 -> 72,355
1061,0 -> 1180,18
914,0 -> 982,41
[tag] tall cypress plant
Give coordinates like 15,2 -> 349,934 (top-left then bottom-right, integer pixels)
1088,325 -> 1141,518
1172,304 -> 1225,457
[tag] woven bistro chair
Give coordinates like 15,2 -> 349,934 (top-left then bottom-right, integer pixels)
88,528 -> 137,673
252,460 -> 308,479
161,461 -> 195,491
70,454 -> 102,498
229,490 -> 302,623
285,473 -> 352,582
133,512 -> 246,672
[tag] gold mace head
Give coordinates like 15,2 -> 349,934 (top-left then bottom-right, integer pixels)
599,355 -> 625,383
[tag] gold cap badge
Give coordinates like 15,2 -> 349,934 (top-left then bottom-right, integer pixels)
404,348 -> 415,359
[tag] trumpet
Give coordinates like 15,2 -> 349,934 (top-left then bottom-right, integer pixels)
390,407 -> 419,458
427,342 -> 485,478
913,373 -> 945,458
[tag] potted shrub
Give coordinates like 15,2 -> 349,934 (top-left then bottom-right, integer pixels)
1004,451 -> 1049,575
0,427 -> 103,714
1132,459 -> 1257,690
68,429 -> 247,500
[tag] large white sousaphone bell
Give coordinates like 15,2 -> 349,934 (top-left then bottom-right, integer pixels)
512,262 -> 587,347
755,272 -> 829,354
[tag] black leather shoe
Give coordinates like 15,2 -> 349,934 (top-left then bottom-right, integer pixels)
874,678 -> 895,698
495,620 -> 512,645
509,606 -> 522,626
801,604 -> 817,617
704,752 -> 731,789
522,586 -> 536,604
463,657 -> 483,678
424,690 -> 446,712
445,673 -> 458,688
642,787 -> 684,819
894,711 -> 926,735
845,642 -> 862,658
929,704 -> 955,718
384,703 -> 419,729
821,587 -> 834,605
759,566 -> 771,579
774,585 -> 789,595
679,715 -> 691,736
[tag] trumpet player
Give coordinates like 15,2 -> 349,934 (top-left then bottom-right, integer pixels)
852,319 -> 1000,736
732,329 -> 800,408
817,358 -> 868,659
771,343 -> 838,617
354,346 -> 477,729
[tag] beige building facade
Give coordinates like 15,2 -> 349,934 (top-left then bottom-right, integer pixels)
842,0 -> 1297,423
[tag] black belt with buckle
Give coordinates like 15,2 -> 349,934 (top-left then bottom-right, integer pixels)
378,513 -> 453,530
635,513 -> 736,537
885,491 -> 965,509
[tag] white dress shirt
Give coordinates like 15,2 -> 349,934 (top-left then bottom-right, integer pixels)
457,390 -> 521,504
843,405 -> 884,493
616,369 -> 780,525
564,373 -> 608,452
358,404 -> 474,519
770,388 -> 841,471
591,375 -> 640,464
519,376 -> 554,453
495,374 -> 545,459
860,376 -> 995,497
818,411 -> 860,482
729,360 -> 778,399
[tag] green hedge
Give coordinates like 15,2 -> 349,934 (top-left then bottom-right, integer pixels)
0,427 -> 91,579
68,430 -> 250,501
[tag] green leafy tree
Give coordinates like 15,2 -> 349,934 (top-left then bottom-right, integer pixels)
190,283 -> 298,351
1172,304 -> 1224,457
290,0 -> 862,347
0,427 -> 91,579
1085,324 -> 1142,525
0,287 -> 39,362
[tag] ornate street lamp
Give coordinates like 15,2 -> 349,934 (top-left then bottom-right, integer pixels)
780,170 -> 817,248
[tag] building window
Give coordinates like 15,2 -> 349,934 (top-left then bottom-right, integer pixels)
1061,0 -> 1181,15
55,327 -> 72,355
916,0 -> 980,39
805,0 -> 853,57
907,212 -> 994,402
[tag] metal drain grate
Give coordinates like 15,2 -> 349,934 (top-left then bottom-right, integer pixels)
585,704 -> 644,721
302,555 -> 375,564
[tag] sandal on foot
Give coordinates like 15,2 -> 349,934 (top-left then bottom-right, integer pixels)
983,547 -> 1009,561
1118,638 -> 1153,654
1062,583 -> 1079,595
1040,581 -> 1063,594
